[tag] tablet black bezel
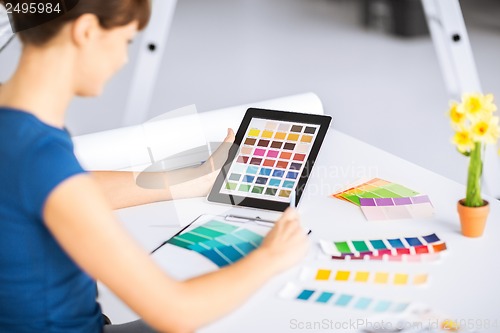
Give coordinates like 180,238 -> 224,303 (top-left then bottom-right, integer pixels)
207,108 -> 332,212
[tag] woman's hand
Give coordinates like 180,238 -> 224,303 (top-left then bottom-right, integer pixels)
258,208 -> 309,274
196,128 -> 235,196
204,128 -> 235,172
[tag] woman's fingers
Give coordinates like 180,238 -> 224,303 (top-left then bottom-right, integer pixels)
224,128 -> 235,143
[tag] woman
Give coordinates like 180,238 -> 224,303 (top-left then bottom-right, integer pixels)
0,1 -> 308,332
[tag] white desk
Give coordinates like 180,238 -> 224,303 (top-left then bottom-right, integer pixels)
98,130 -> 500,333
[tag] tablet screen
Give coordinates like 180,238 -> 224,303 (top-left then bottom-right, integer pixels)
208,108 -> 331,212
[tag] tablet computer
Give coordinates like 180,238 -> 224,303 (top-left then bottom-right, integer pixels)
208,108 -> 332,212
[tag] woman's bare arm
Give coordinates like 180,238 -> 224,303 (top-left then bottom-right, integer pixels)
44,174 -> 308,333
91,129 -> 235,209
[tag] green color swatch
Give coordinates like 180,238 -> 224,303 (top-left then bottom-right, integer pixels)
352,240 -> 369,252
238,184 -> 251,192
334,241 -> 351,254
335,179 -> 421,207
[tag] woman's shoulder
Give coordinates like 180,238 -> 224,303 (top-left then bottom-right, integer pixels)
0,107 -> 73,150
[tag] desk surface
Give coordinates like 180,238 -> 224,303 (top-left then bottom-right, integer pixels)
99,130 -> 500,333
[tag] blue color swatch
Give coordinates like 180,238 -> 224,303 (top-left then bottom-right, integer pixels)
335,294 -> 353,306
287,287 -> 410,314
388,238 -> 404,248
423,233 -> 440,243
405,237 -> 422,246
316,292 -> 334,304
269,178 -> 281,187
373,301 -> 392,312
354,297 -> 373,310
297,290 -> 315,301
167,220 -> 264,267
246,166 -> 259,174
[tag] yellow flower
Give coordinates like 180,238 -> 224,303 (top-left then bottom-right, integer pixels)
452,128 -> 475,153
448,101 -> 465,127
470,116 -> 499,144
460,93 -> 497,120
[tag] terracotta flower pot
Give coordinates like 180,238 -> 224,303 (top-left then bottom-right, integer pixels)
457,199 -> 490,238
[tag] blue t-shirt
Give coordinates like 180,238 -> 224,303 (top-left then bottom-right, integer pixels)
0,108 -> 103,332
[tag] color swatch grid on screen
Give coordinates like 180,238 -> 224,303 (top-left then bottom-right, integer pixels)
167,220 -> 264,267
279,283 -> 410,313
299,267 -> 429,286
221,118 -> 320,202
332,178 -> 434,220
320,233 -> 447,260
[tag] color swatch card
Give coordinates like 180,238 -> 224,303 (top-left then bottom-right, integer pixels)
300,267 -> 429,286
333,178 -> 420,205
279,282 -> 411,313
220,118 -> 320,203
320,233 -> 447,260
163,215 -> 268,268
332,178 -> 434,220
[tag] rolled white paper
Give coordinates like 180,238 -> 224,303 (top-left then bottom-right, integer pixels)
73,92 -> 324,171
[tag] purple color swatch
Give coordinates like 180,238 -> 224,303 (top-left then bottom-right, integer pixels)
359,198 -> 376,206
411,195 -> 430,204
393,197 -> 412,205
375,198 -> 394,206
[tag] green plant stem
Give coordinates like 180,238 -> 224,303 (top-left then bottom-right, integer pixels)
465,142 -> 484,207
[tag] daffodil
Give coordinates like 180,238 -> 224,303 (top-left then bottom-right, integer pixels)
460,93 -> 497,120
448,101 -> 465,128
452,128 -> 475,153
471,116 -> 500,144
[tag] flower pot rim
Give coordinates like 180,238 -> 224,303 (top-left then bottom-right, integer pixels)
458,199 -> 489,208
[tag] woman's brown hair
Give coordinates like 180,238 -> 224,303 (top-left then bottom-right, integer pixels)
1,0 -> 151,45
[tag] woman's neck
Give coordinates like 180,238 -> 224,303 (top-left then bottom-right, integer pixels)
0,45 -> 75,129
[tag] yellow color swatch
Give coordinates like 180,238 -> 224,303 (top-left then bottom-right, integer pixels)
287,133 -> 300,141
394,273 -> 409,285
248,129 -> 260,137
413,274 -> 428,285
301,135 -> 313,143
315,269 -> 331,281
374,272 -> 389,284
262,130 -> 274,138
274,132 -> 286,140
335,271 -> 351,281
354,271 -> 370,283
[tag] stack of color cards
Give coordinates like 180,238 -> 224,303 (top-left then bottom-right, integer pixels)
332,178 -> 434,220
299,267 -> 429,286
167,220 -> 263,267
320,233 -> 447,261
221,118 -> 320,202
279,282 -> 411,313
